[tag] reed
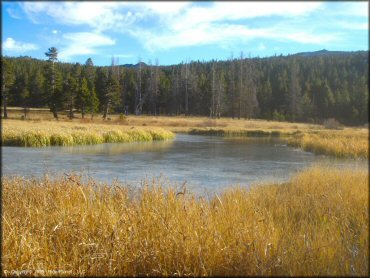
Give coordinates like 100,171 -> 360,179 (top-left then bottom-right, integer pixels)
2,120 -> 175,147
189,128 -> 284,137
2,167 -> 368,276
2,118 -> 367,158
288,130 -> 368,159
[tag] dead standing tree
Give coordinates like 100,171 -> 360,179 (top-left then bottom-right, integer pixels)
210,61 -> 216,118
229,53 -> 236,119
244,56 -> 259,119
135,58 -> 143,115
102,56 -> 120,119
238,51 -> 244,119
289,59 -> 302,122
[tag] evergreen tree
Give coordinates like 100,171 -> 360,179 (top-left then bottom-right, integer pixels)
2,50 -> 368,125
44,47 -> 60,118
1,58 -> 15,119
29,69 -> 45,107
102,70 -> 120,119
289,60 -> 302,122
78,77 -> 90,119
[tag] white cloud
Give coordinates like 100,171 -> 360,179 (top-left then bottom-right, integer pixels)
132,23 -> 340,52
7,8 -> 22,19
22,2 -> 141,31
340,2 -> 368,17
21,2 -> 321,31
127,2 -> 334,51
171,2 -> 322,29
278,31 -> 339,44
52,30 -> 58,34
58,32 -> 115,61
20,1 -> 362,53
337,21 -> 368,30
3,37 -> 39,53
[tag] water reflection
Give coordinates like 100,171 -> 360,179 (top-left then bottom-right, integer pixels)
62,140 -> 174,155
2,134 -> 367,194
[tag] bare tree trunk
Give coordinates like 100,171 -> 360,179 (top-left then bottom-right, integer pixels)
2,80 -> 8,119
81,104 -> 85,119
244,59 -> 249,120
171,67 -> 179,116
185,60 -> 189,116
211,62 -> 216,119
135,58 -> 142,115
239,52 -> 243,119
23,107 -> 28,120
216,72 -> 223,119
69,94 -> 74,120
103,101 -> 109,120
51,61 -> 57,119
289,60 -> 301,123
230,55 -> 235,119
51,104 -> 58,119
2,70 -> 8,119
3,96 -> 8,119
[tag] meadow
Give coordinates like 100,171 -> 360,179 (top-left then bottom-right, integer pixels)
2,167 -> 368,276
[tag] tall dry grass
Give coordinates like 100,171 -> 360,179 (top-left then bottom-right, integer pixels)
2,167 -> 368,276
1,120 -> 174,147
288,130 -> 368,159
2,117 -> 368,158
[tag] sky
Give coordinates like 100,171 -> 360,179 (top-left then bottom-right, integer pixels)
2,1 -> 369,66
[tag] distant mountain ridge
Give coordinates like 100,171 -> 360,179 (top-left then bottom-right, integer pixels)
121,62 -> 147,68
293,49 -> 365,57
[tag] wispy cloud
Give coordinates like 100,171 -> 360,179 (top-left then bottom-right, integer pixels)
128,2 -> 328,51
7,7 -> 22,19
337,2 -> 368,17
336,21 -> 368,31
22,2 -> 143,31
59,32 -> 115,61
19,1 -> 367,54
3,37 -> 39,53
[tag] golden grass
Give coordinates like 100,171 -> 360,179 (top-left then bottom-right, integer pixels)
2,115 -> 368,158
288,130 -> 368,159
2,167 -> 368,276
1,120 -> 174,147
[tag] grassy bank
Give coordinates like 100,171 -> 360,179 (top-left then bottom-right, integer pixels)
2,167 -> 368,276
287,130 -> 368,159
1,116 -> 368,158
1,120 -> 174,147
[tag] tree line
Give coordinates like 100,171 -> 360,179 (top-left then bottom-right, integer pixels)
1,48 -> 368,125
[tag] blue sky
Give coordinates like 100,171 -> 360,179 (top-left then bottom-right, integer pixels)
2,1 -> 369,66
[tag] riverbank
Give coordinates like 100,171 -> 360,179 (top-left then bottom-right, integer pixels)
1,120 -> 174,147
2,167 -> 368,276
2,117 -> 367,158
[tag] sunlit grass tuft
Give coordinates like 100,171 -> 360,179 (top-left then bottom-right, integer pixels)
288,130 -> 368,159
2,120 -> 175,147
2,117 -> 367,158
2,167 -> 368,276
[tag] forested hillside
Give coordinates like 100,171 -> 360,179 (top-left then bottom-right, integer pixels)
2,50 -> 368,125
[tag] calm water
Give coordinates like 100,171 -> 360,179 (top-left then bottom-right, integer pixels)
2,134 -> 367,194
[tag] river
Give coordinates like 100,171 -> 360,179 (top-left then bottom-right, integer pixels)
2,134 -> 367,194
